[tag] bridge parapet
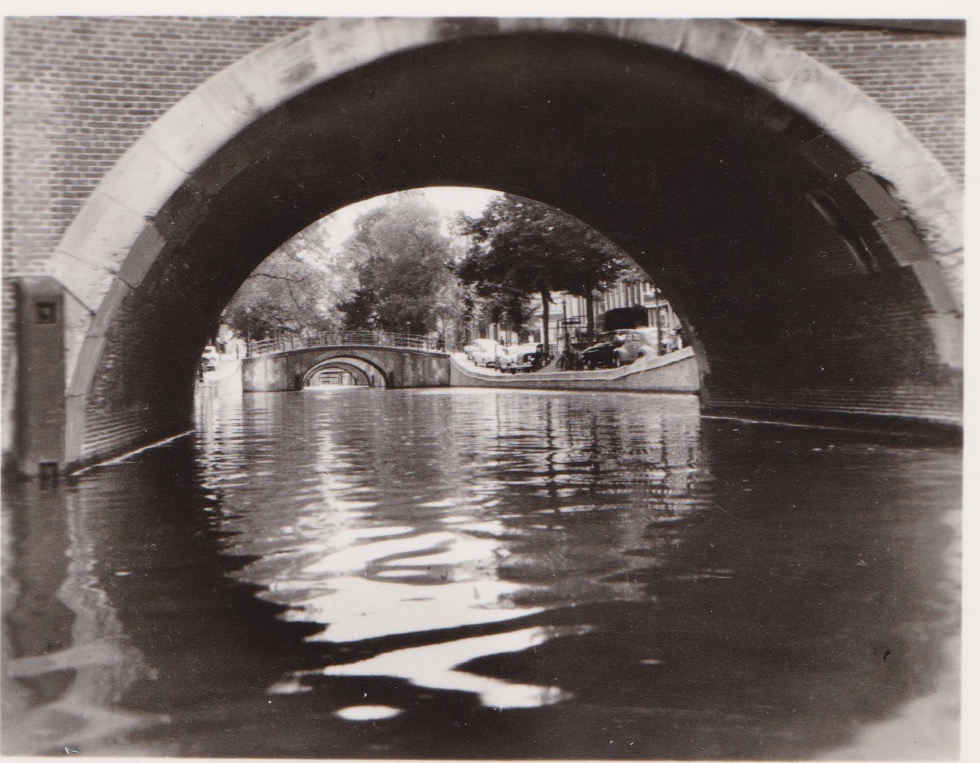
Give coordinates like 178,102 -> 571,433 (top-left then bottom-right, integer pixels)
247,330 -> 450,357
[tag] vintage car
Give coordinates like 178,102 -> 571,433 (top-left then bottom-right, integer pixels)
463,338 -> 505,367
499,343 -> 542,373
581,332 -> 626,368
613,327 -> 660,365
582,328 -> 660,368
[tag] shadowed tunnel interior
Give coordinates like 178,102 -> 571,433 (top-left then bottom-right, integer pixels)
80,31 -> 961,463
303,359 -> 385,388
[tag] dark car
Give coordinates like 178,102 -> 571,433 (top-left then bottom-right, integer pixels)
504,344 -> 548,373
581,332 -> 625,369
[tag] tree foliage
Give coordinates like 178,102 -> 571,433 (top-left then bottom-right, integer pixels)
455,195 -> 631,344
223,233 -> 344,341
337,192 -> 463,338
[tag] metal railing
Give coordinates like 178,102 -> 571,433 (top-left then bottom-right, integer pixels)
246,330 -> 451,357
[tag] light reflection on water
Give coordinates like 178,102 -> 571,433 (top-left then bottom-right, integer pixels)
205,389 -> 698,711
321,624 -> 592,708
2,387 -> 961,758
210,390 -> 703,692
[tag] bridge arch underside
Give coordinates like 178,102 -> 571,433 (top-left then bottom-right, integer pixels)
303,357 -> 387,388
71,30 -> 961,464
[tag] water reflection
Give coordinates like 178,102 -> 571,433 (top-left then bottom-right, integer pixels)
2,485 -> 165,755
1,388 -> 960,758
322,625 -> 590,709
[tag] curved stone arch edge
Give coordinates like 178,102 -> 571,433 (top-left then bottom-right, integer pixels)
301,355 -> 390,387
49,17 -> 962,461
304,360 -> 372,381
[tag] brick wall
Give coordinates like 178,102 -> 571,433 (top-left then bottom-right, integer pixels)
3,16 -> 314,282
743,20 -> 965,185
3,18 -> 965,282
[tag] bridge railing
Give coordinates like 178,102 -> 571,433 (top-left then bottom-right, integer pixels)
246,330 -> 450,357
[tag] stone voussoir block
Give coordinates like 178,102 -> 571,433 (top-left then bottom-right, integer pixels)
223,30 -> 313,116
52,190 -> 149,274
95,136 -> 190,223
309,18 -> 388,82
618,18 -> 689,52
912,190 -> 964,255
495,17 -> 553,35
728,26 -> 805,95
194,62 -> 266,132
781,59 -> 862,131
252,24 -> 322,104
373,17 -> 443,52
64,392 -> 88,468
552,18 -> 624,37
909,259 -> 961,316
677,18 -> 749,71
66,332 -> 107,398
48,249 -> 118,314
115,219 -> 168,290
62,288 -> 96,389
140,88 -> 247,176
834,97 -> 942,198
844,170 -> 905,221
85,275 -> 133,339
872,217 -> 930,265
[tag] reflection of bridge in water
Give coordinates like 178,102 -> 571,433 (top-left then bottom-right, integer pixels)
242,332 -> 451,391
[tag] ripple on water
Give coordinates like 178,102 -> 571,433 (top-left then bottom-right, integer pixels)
323,625 -> 592,709
335,705 -> 404,721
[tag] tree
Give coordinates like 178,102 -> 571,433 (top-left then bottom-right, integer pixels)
456,195 -> 631,349
337,191 -> 461,337
558,227 -> 632,337
480,287 -> 536,337
223,240 -> 341,341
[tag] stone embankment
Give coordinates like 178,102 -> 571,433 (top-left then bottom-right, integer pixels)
450,347 -> 699,393
197,357 -> 243,397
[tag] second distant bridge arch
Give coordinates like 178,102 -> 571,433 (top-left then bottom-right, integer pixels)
302,357 -> 389,388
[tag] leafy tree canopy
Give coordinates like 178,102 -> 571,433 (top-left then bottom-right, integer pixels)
455,194 -> 633,341
337,191 -> 462,337
223,232 -> 345,341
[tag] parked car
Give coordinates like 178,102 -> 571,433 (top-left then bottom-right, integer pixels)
464,338 -> 504,367
613,327 -> 660,365
499,343 -> 540,373
582,332 -> 625,368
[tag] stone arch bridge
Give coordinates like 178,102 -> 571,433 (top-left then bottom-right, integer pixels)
2,17 -> 964,475
243,345 -> 450,391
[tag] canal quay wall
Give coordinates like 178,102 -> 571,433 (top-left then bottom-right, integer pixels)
198,357 -> 243,395
242,346 -> 451,391
2,18 -> 963,473
450,348 -> 700,394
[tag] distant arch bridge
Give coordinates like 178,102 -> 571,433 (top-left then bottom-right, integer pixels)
241,332 -> 450,392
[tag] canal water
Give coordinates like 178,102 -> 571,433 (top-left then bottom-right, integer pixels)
2,388 -> 961,758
